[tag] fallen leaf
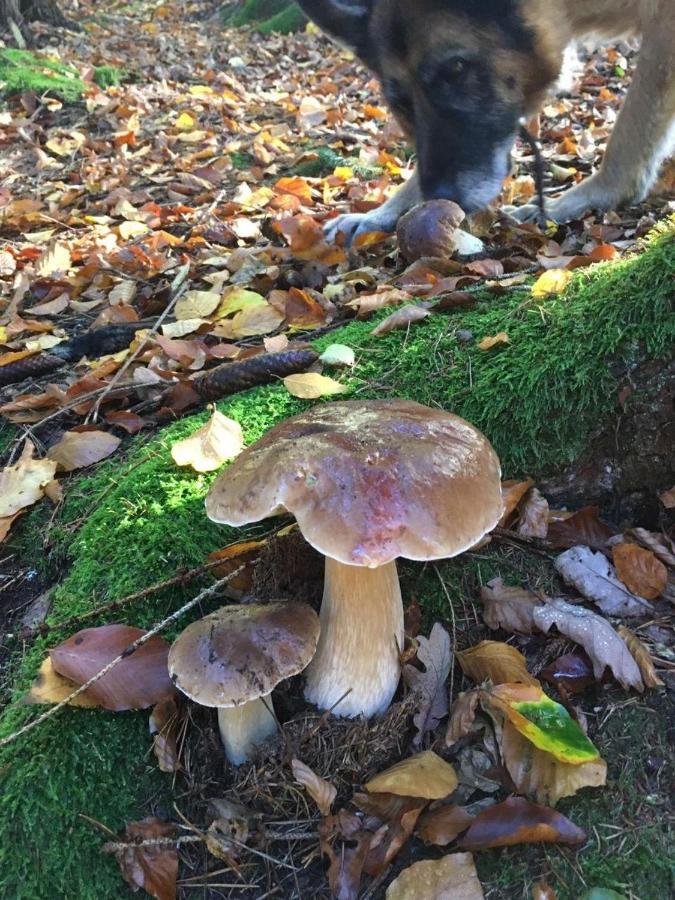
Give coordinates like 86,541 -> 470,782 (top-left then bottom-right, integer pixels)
533,598 -> 643,690
0,452 -> 58,517
531,269 -> 573,297
540,653 -> 597,695
216,288 -> 267,318
263,334 -> 289,354
516,488 -> 549,538
554,546 -> 651,616
23,657 -> 99,707
283,372 -> 348,398
149,696 -> 184,773
363,796 -> 426,877
0,511 -> 23,543
616,626 -> 664,689
499,478 -> 534,526
611,542 -> 667,600
480,578 -> 543,634
47,430 -> 121,472
204,798 -> 254,861
291,758 -> 337,816
658,486 -> 675,508
445,690 -> 480,747
170,410 -> 243,473
546,506 -> 615,551
365,750 -> 458,800
532,880 -> 557,900
371,304 -> 431,336
230,302 -> 285,338
50,625 -> 175,711
456,641 -> 540,687
36,243 -> 71,276
403,623 -> 452,747
319,344 -> 355,367
319,810 -> 372,900
477,332 -> 510,350
348,287 -> 412,318
459,796 -> 585,849
207,539 -> 264,595
105,410 -> 147,434
626,528 -> 675,567
108,817 -> 177,900
385,852 -> 484,899
417,804 -> 474,846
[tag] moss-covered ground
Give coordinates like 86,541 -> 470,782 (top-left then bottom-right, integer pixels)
0,224 -> 673,898
225,0 -> 306,34
0,49 -> 123,100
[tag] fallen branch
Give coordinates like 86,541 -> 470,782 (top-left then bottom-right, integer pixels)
0,568 -> 243,749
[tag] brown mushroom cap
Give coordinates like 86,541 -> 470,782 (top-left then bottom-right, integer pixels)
168,601 -> 320,707
396,199 -> 466,262
206,399 -> 502,568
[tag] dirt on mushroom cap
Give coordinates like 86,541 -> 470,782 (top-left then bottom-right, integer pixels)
205,399 -> 503,567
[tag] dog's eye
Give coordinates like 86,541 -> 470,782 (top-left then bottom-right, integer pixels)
438,57 -> 469,82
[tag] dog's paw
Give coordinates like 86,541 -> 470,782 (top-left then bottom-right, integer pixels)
502,202 -> 542,223
505,179 -> 623,225
324,210 -> 396,246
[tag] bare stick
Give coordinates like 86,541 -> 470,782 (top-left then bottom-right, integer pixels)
0,569 -> 242,749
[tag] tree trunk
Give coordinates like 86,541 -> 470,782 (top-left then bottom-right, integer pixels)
1,0 -> 71,45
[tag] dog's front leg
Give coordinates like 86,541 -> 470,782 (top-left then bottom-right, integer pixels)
511,27 -> 675,223
324,170 -> 422,245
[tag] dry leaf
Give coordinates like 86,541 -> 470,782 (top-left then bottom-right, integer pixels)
36,243 -> 71,276
403,622 -> 452,747
319,810 -> 372,900
47,430 -> 121,472
616,626 -> 664,689
207,539 -> 264,596
291,758 -> 337,816
170,410 -> 243,472
456,641 -> 540,687
546,506 -> 615,551
283,372 -> 348,399
319,344 -> 355,367
149,697 -> 184,773
531,268 -> 573,297
108,817 -> 177,900
50,625 -> 175,710
499,478 -> 534,526
477,331 -> 510,350
23,657 -> 98,707
554,546 -> 651,616
0,452 -> 58,517
516,488 -> 549,538
371,304 -> 430,336
417,804 -> 474,846
480,578 -> 543,634
365,751 -> 458,800
175,290 -> 221,320
348,287 -> 412,318
363,797 -> 426,877
445,690 -> 480,747
385,852 -> 484,900
532,881 -> 557,900
611,542 -> 667,600
230,302 -> 285,338
533,598 -> 643,691
659,486 -> 675,508
459,796 -> 585,849
0,511 -> 23,544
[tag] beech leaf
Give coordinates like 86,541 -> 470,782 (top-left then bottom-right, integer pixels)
291,758 -> 337,816
170,410 -> 244,472
445,690 -> 480,747
516,487 -> 549,538
480,578 -> 543,634
0,452 -> 58,517
611,542 -> 667,600
174,290 -> 221,320
319,343 -> 355,367
23,657 -> 99,707
47,430 -> 121,472
149,697 -> 184,773
107,817 -> 178,900
385,852 -> 484,900
546,506 -> 615,551
477,331 -> 510,350
283,372 -> 348,398
371,304 -> 430,336
459,796 -> 585,849
456,640 -> 540,687
498,478 -> 534,526
554,546 -> 651,616
417,803 -> 474,846
531,268 -> 573,297
365,750 -> 458,800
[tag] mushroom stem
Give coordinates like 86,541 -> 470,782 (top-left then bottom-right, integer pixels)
217,696 -> 277,765
304,557 -> 404,718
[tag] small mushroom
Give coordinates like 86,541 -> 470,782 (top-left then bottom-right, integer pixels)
206,400 -> 502,719
397,199 -> 484,260
168,601 -> 319,764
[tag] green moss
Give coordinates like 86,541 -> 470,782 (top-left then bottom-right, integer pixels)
256,4 -> 306,33
292,145 -> 381,178
226,0 -> 306,33
1,223 -> 673,898
0,49 -> 125,101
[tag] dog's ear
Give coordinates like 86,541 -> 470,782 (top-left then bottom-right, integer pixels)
296,0 -> 374,53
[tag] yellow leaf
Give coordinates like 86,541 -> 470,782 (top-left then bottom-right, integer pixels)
170,410 -> 244,473
216,288 -> 267,319
175,290 -> 221,320
364,750 -> 458,800
531,268 -> 573,298
118,221 -> 150,240
0,326 -> 7,343
0,454 -> 58,517
161,318 -> 207,338
188,85 -> 214,94
175,112 -> 195,130
230,303 -> 285,338
385,853 -> 484,900
477,332 -> 510,351
23,657 -> 98,708
283,373 -> 348,399
24,335 -> 64,352
456,641 -> 540,687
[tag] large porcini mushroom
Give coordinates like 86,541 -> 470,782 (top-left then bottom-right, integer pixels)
206,400 -> 502,719
168,601 -> 319,764
396,199 -> 484,260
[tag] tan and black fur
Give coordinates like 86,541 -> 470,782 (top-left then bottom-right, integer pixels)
296,0 -> 675,241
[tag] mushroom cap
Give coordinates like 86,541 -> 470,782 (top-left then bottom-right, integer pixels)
396,199 -> 466,262
168,601 -> 320,708
206,399 -> 502,568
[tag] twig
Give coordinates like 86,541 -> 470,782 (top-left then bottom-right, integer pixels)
103,834 -> 202,853
0,569 -> 243,749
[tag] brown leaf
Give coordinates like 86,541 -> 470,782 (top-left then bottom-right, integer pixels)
348,287 -> 412,318
284,286 -> 330,328
207,539 -> 263,595
105,410 -> 147,434
230,302 -> 285,338
403,623 -> 452,747
659,485 -> 675,508
292,758 -> 337,816
365,751 -> 458,800
170,410 -> 243,473
456,641 -> 540,687
532,880 -> 557,900
108,817 -> 177,900
371,304 -> 430,336
498,478 -> 534,527
319,810 -> 372,900
464,258 -> 504,277
47,430 -> 121,472
516,488 -> 549,539
363,798 -> 426,877
23,657 -> 99,707
149,697 -> 184,773
0,510 -> 23,543
480,578 -> 543,634
385,852 -> 484,899
417,803 -> 474,846
533,598 -> 643,691
445,690 -> 480,747
616,626 -> 664,689
50,625 -> 175,710
546,506 -> 615,551
459,796 -> 585,849
612,542 -> 667,600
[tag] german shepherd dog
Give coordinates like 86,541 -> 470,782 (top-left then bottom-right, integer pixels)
295,0 -> 675,243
